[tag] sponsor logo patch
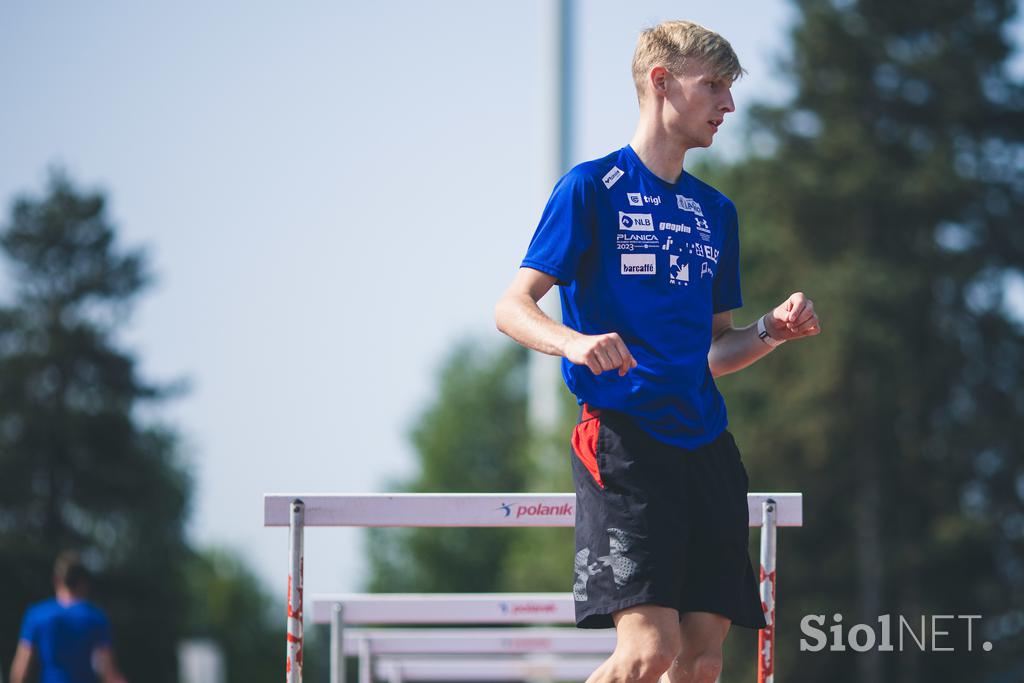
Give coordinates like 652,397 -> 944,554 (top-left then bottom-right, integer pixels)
676,195 -> 704,216
626,193 -> 663,206
688,243 -> 719,263
618,211 -> 654,231
617,233 -> 659,251
621,254 -> 656,275
669,255 -> 689,285
603,167 -> 624,189
694,217 -> 711,241
659,221 -> 691,234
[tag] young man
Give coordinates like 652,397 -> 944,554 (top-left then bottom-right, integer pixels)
494,21 -> 820,683
10,552 -> 127,683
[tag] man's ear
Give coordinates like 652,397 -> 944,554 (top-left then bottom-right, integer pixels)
649,66 -> 670,98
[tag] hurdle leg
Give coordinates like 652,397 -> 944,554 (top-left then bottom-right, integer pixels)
331,603 -> 345,683
287,499 -> 305,683
758,498 -> 777,683
358,636 -> 372,683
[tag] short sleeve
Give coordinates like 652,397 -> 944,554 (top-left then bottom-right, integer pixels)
18,608 -> 38,646
712,201 -> 743,313
521,169 -> 596,285
93,608 -> 112,646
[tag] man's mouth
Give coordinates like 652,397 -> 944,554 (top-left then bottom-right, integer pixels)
708,119 -> 723,131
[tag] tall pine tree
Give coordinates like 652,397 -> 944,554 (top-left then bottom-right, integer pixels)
714,0 -> 1024,680
0,171 -> 191,682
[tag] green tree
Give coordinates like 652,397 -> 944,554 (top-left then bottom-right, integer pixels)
709,0 -> 1024,680
0,170 -> 191,682
365,341 -> 537,592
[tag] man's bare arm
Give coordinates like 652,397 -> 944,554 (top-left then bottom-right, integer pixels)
707,310 -> 770,377
494,268 -> 575,357
10,642 -> 34,683
94,645 -> 127,683
494,267 -> 637,376
709,292 -> 821,377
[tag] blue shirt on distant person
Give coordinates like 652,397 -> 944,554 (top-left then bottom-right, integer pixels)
521,145 -> 743,448
19,598 -> 111,683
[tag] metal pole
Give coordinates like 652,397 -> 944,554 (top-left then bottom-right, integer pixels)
758,499 -> 777,683
358,636 -> 372,683
528,0 -> 574,438
330,603 -> 344,683
287,499 -> 305,683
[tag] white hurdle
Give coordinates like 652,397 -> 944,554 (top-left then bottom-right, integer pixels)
375,656 -> 609,683
263,492 -> 802,683
310,593 -> 576,626
309,595 -> 608,683
334,627 -> 617,656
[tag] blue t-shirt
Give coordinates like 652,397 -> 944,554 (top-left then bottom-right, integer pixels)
19,598 -> 111,683
521,145 -> 743,448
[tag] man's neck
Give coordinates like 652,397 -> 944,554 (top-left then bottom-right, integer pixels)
55,586 -> 84,605
628,118 -> 689,184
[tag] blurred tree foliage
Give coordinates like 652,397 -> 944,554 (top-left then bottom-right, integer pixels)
364,337 -> 580,595
0,172 -> 293,683
366,341 -> 543,592
0,170 -> 191,681
708,0 -> 1024,680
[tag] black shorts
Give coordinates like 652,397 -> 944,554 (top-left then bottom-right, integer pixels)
570,404 -> 766,630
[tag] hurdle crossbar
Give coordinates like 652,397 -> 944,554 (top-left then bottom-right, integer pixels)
264,492 -> 802,528
265,492 -> 800,683
311,593 -> 575,625
336,627 -> 616,656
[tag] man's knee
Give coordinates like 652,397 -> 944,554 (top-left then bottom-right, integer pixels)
692,651 -> 723,682
607,604 -> 683,683
617,639 -> 681,682
670,650 -> 722,683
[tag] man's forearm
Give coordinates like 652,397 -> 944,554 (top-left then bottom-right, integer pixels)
708,320 -> 774,377
95,646 -> 126,683
10,643 -> 32,683
494,292 -> 579,358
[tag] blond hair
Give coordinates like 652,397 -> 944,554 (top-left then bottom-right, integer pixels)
631,21 -> 745,100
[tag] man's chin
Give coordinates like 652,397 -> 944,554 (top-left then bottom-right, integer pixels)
678,135 -> 713,151
690,131 -> 715,149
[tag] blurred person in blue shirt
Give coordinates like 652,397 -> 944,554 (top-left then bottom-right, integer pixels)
10,552 -> 126,683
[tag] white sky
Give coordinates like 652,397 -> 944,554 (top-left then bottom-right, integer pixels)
1,1 -> 1021,599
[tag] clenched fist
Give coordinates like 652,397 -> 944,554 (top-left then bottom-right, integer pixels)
564,332 -> 638,376
767,292 -> 821,340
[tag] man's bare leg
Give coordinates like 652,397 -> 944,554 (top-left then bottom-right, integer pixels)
586,604 -> 682,683
662,611 -> 731,683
